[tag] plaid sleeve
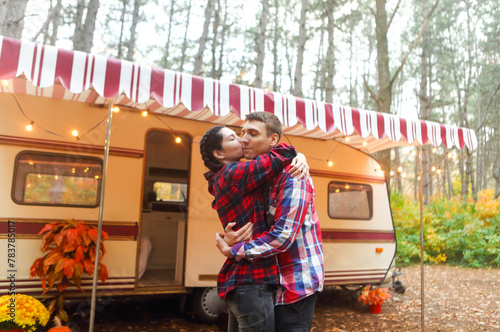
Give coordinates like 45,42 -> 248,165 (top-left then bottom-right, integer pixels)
231,175 -> 312,261
221,143 -> 296,194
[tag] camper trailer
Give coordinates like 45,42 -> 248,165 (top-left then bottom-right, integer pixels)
0,36 -> 477,322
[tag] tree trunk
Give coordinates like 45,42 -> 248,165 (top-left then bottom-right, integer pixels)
272,0 -> 280,92
73,0 -> 100,52
254,0 -> 269,89
0,0 -> 29,38
117,0 -> 129,59
215,0 -> 228,80
126,0 -> 141,61
494,149 -> 500,199
210,0 -> 220,78
194,0 -> 215,76
49,0 -> 63,45
324,0 -> 335,103
180,0 -> 192,72
164,0 -> 176,68
292,0 -> 308,97
394,148 -> 402,193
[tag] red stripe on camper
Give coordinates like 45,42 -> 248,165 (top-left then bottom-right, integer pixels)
54,48 -> 74,89
103,58 -> 121,97
457,128 -> 465,149
296,98 -> 306,127
420,121 -> 428,144
400,117 -> 408,141
229,84 -> 240,117
321,230 -> 395,241
150,67 -> 165,105
0,221 -> 138,238
376,113 -> 385,138
440,124 -> 447,147
0,37 -> 21,79
264,90 -> 274,113
191,75 -> 204,111
351,107 -> 361,135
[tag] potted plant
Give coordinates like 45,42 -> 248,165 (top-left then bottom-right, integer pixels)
358,286 -> 392,313
30,219 -> 109,323
0,293 -> 50,331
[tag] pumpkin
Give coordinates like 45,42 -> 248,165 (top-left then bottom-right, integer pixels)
47,317 -> 72,332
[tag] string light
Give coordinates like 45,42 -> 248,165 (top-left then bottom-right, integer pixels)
175,137 -> 182,143
345,184 -> 350,189
432,147 -> 437,153
402,173 -> 406,179
95,175 -> 100,179
397,166 -> 402,173
142,110 -> 148,117
436,169 -> 442,175
390,171 -> 394,176
1,80 -> 8,86
26,122 -> 34,131
327,160 -> 333,167
72,130 -> 80,139
362,141 -> 367,147
344,136 -> 350,142
112,107 -> 120,113
432,166 -> 437,172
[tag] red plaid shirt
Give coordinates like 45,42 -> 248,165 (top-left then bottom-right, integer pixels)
204,143 -> 297,298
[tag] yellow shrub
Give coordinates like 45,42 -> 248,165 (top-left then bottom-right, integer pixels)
476,189 -> 500,220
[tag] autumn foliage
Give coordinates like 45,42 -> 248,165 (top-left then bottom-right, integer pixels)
30,219 -> 108,322
358,286 -> 392,306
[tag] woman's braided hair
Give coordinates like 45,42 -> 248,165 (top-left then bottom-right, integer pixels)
200,125 -> 225,173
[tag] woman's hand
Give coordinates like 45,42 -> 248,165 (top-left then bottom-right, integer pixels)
289,153 -> 309,179
223,222 -> 252,246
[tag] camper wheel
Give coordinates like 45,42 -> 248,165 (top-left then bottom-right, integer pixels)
192,287 -> 225,324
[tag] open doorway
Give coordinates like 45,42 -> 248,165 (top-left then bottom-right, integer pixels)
138,130 -> 190,287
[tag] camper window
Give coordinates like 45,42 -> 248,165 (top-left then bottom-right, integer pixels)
152,182 -> 187,203
11,151 -> 102,207
328,181 -> 372,220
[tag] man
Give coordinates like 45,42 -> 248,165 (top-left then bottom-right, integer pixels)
216,111 -> 325,331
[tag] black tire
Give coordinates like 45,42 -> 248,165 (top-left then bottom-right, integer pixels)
191,287 -> 225,324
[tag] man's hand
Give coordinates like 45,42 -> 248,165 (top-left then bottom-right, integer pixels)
215,233 -> 233,258
223,222 -> 253,246
289,152 -> 309,179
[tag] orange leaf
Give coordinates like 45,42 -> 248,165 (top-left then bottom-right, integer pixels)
74,245 -> 84,262
63,241 -> 78,253
30,257 -> 43,277
54,233 -> 64,246
99,264 -> 109,282
55,259 -> 65,273
74,261 -> 84,277
88,228 -> 98,243
57,283 -> 68,292
38,223 -> 55,235
101,230 -> 109,240
45,249 -> 64,266
66,228 -> 77,246
83,259 -> 94,275
41,277 -> 47,294
63,258 -> 75,278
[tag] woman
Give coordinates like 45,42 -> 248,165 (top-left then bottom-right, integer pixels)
200,125 -> 307,331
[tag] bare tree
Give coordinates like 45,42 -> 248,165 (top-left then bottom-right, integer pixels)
254,0 -> 269,89
125,0 -> 141,61
292,0 -> 308,97
194,0 -> 215,76
117,0 -> 130,59
32,0 -> 63,45
163,0 -> 176,68
73,0 -> 100,52
179,0 -> 192,72
322,0 -> 335,102
0,0 -> 29,38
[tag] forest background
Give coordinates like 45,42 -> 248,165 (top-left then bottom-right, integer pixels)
0,0 -> 498,267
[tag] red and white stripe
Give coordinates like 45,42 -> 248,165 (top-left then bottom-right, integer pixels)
0,35 -> 478,152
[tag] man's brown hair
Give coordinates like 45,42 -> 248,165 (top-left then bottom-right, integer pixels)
245,111 -> 283,140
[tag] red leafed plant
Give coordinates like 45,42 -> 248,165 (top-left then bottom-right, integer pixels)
30,219 -> 108,322
358,286 -> 392,306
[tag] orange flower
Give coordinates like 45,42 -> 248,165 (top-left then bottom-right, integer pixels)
358,286 -> 392,306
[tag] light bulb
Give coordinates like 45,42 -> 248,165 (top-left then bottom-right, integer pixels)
175,137 -> 182,143
362,141 -> 367,147
345,136 -> 350,142
2,80 -> 8,87
327,161 -> 333,167
142,111 -> 148,117
72,130 -> 79,137
26,122 -> 34,131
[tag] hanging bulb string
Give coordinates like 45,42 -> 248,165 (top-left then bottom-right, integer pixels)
6,87 -> 69,141
78,113 -> 109,141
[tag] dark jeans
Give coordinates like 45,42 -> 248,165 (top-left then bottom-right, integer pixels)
225,284 -> 276,332
275,292 -> 319,332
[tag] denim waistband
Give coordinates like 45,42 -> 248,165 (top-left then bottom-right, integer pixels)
236,283 -> 277,292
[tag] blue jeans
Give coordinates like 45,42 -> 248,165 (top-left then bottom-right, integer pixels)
225,284 -> 276,332
275,292 -> 319,332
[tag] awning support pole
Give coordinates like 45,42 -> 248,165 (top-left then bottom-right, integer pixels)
418,145 -> 425,331
89,98 -> 114,332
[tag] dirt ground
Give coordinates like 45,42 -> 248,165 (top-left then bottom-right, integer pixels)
52,265 -> 499,332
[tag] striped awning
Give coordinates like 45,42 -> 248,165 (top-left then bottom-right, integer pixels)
0,35 -> 477,152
